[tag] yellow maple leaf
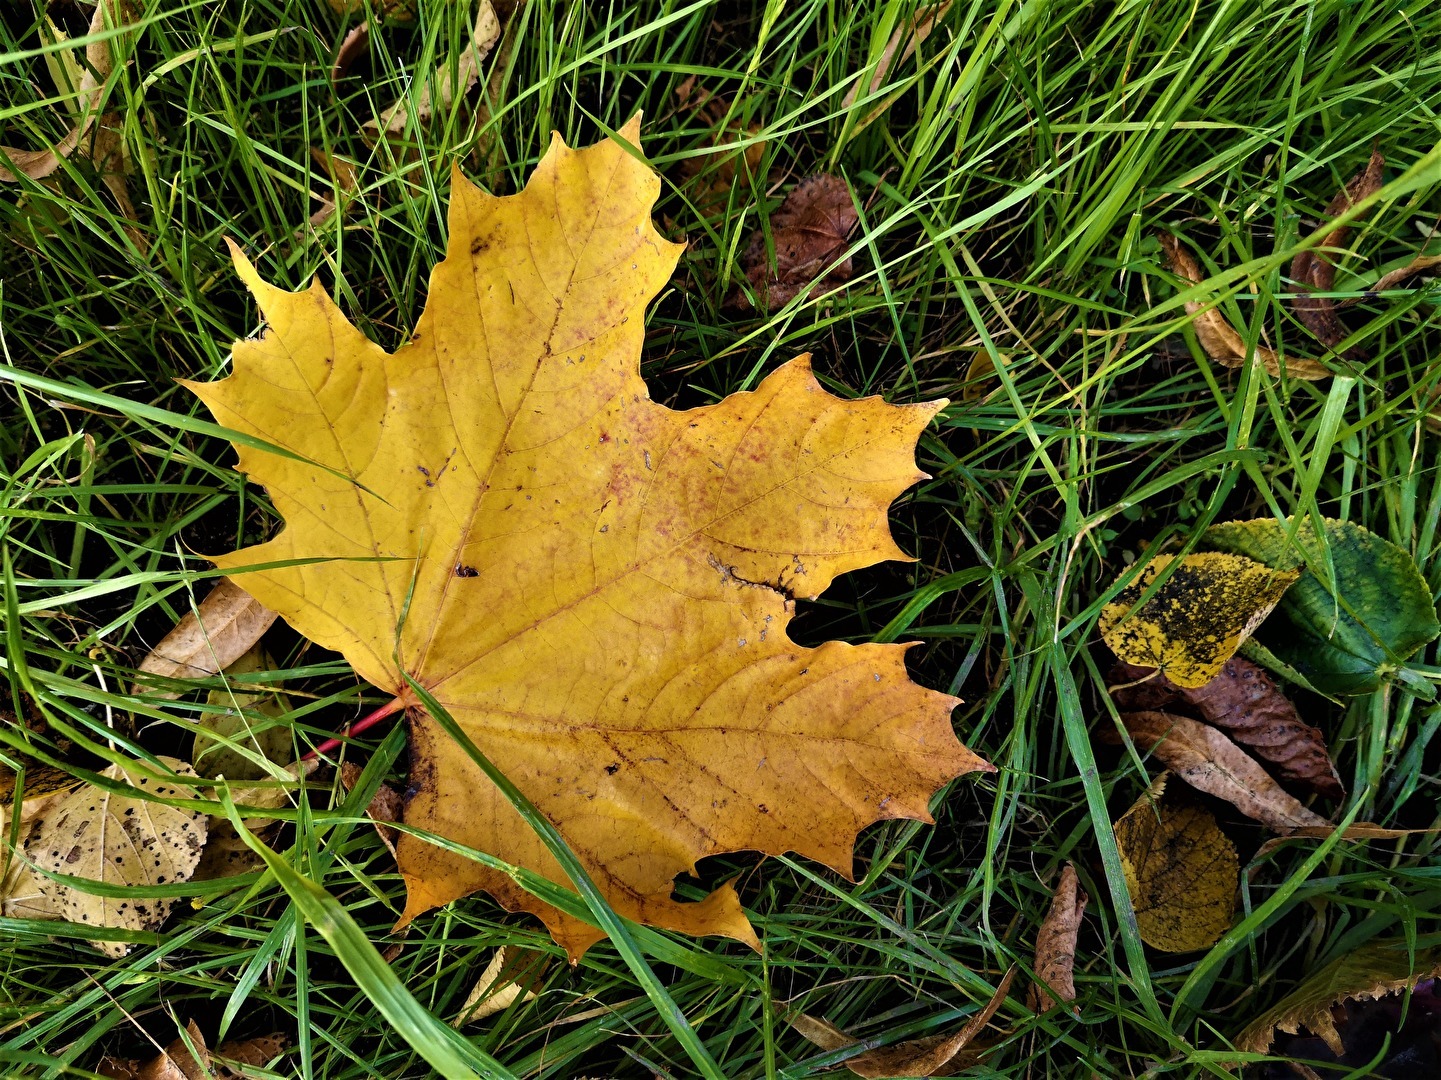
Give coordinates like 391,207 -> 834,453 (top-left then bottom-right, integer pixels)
185,117 -> 990,957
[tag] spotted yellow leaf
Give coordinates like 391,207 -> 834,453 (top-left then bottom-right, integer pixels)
1099,552 -> 1298,688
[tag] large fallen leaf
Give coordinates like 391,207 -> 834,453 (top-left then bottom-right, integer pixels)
184,118 -> 988,957
1289,151 -> 1384,361
1236,940 -> 1441,1056
1098,552 -> 1298,688
1108,659 -> 1343,799
363,2 -> 501,143
842,2 -> 954,110
1157,233 -> 1329,381
729,174 -> 859,311
1114,776 -> 1237,952
1028,863 -> 1086,1013
135,578 -> 277,697
27,757 -> 207,956
1203,517 -> 1440,694
1118,711 -> 1327,830
790,967 -> 1013,1077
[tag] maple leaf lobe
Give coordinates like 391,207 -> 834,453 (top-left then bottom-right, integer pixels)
191,117 -> 989,956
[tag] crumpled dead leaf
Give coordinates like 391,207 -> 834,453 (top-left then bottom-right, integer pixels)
1236,940 -> 1441,1057
1343,252 -> 1441,305
1099,552 -> 1299,688
27,757 -> 207,956
1290,151 -> 1384,360
790,967 -> 1013,1076
134,578 -> 278,697
1028,863 -> 1087,1013
339,761 -> 403,858
98,1021 -> 288,1080
452,946 -> 547,1026
842,1 -> 953,109
1114,775 -> 1237,952
1158,233 -> 1330,380
729,174 -> 858,311
1108,659 -> 1343,800
1117,710 -> 1328,831
363,1 -> 501,144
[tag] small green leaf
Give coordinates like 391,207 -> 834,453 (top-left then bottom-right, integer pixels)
1203,518 -> 1439,694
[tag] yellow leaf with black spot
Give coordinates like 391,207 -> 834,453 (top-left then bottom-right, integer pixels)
1099,553 -> 1298,688
1114,776 -> 1237,952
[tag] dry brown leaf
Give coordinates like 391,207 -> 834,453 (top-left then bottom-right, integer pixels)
339,761 -> 403,857
1108,659 -> 1343,800
27,757 -> 207,956
185,121 -> 987,957
364,2 -> 501,143
729,174 -> 858,311
135,578 -> 278,697
1236,940 -> 1441,1056
1289,151 -> 1384,360
306,147 -> 360,230
1344,252 -> 1441,304
1252,822 -> 1440,863
0,759 -> 83,825
1114,776 -> 1237,952
331,20 -> 371,81
97,1019 -> 207,1080
790,967 -> 1013,1076
1158,233 -> 1330,380
452,946 -> 547,1025
98,1022 -> 283,1080
1028,863 -> 1087,1013
1118,711 -> 1328,830
842,1 -> 953,109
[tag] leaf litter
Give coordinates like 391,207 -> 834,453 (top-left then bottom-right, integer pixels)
98,1019 -> 288,1080
728,173 -> 860,311
1028,863 -> 1087,1014
1109,658 -> 1343,799
134,578 -> 277,697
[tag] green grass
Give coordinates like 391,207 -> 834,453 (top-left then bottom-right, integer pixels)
3,0 -> 1441,1076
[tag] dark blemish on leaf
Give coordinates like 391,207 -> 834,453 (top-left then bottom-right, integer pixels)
471,237 -> 489,256
605,763 -> 620,775
758,804 -> 769,814
454,564 -> 478,577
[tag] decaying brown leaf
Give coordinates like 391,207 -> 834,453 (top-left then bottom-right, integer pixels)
1118,711 -> 1328,830
1158,233 -> 1330,380
27,757 -> 207,956
98,1021 -> 287,1080
1236,940 -> 1441,1057
1343,252 -> 1441,305
1099,552 -> 1299,688
1289,151 -> 1384,360
331,20 -> 371,81
730,174 -> 858,311
452,946 -> 547,1025
1029,863 -> 1087,1013
1114,776 -> 1237,952
0,758 -> 83,826
339,761 -> 403,857
135,578 -> 278,697
1108,659 -> 1343,799
364,2 -> 501,143
843,2 -> 953,108
790,967 -> 1014,1076
306,147 -> 360,230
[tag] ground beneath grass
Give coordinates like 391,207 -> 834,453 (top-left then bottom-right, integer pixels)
2,1 -> 1440,1076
